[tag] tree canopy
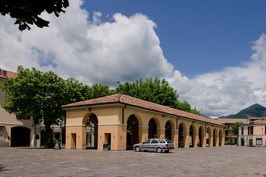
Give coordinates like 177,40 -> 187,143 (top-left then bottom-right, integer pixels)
1,66 -> 111,147
115,78 -> 200,114
0,0 -> 69,31
230,122 -> 243,135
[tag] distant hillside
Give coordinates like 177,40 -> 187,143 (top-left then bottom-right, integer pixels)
220,104 -> 266,118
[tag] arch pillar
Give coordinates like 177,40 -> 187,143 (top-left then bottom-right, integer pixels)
202,129 -> 207,148
184,131 -> 190,148
139,125 -> 148,142
158,128 -> 165,139
173,129 -> 178,148
194,132 -> 199,148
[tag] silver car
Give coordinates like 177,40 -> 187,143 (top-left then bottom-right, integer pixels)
133,138 -> 174,153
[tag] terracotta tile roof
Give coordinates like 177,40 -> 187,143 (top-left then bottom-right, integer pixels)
63,94 -> 223,126
214,118 -> 248,124
0,68 -> 17,79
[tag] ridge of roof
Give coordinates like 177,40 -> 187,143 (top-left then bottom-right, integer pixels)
62,94 -> 223,126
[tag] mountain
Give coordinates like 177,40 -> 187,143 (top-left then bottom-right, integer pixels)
220,104 -> 266,118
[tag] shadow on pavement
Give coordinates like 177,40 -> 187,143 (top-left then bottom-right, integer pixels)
0,164 -> 9,172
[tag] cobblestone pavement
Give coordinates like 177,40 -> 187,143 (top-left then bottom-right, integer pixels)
1,146 -> 266,177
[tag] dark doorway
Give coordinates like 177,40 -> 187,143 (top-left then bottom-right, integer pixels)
86,114 -> 98,149
249,139 -> 253,147
189,125 -> 194,147
206,128 -> 211,147
11,127 -> 30,147
219,130 -> 223,146
198,127 -> 203,147
213,129 -> 217,147
165,121 -> 172,140
126,115 -> 139,150
148,118 -> 157,138
241,138 -> 244,146
178,124 -> 185,148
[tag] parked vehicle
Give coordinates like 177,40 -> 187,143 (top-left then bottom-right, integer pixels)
132,138 -> 174,153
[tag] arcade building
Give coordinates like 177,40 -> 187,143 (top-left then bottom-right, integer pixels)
62,94 -> 224,150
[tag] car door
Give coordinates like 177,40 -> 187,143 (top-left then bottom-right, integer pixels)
141,139 -> 151,151
150,139 -> 159,151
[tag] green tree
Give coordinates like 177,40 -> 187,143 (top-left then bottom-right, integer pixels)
89,83 -> 115,98
230,122 -> 243,135
115,78 -> 200,114
1,66 -> 87,148
0,0 -> 69,31
115,78 -> 179,108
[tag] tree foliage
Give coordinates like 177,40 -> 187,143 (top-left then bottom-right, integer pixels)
115,78 -> 200,114
1,66 -> 112,148
0,0 -> 69,31
230,122 -> 243,135
115,78 -> 179,108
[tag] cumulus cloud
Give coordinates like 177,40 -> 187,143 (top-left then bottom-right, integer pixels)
1,0 -> 266,117
168,34 -> 266,117
0,0 -> 173,86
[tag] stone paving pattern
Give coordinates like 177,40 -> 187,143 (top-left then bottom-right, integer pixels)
1,146 -> 266,177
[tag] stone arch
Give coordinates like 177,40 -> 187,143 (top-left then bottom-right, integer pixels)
198,126 -> 204,147
148,118 -> 159,138
206,127 -> 212,147
178,123 -> 186,148
11,126 -> 30,147
189,124 -> 196,147
219,129 -> 223,146
213,128 -> 217,147
126,114 -> 139,149
84,113 -> 98,149
165,120 -> 172,140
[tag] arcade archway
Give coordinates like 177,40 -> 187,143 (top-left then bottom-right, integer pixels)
219,129 -> 223,146
189,125 -> 196,147
86,114 -> 98,149
148,118 -> 157,138
126,115 -> 139,149
165,121 -> 172,140
206,127 -> 212,147
11,126 -> 30,147
178,123 -> 185,148
198,126 -> 204,147
213,129 -> 217,147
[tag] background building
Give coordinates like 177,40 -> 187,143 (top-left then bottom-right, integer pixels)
238,117 -> 266,147
0,68 -> 40,147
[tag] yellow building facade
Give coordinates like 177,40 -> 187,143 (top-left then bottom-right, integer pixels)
63,94 -> 224,150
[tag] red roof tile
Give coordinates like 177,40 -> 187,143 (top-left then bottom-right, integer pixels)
0,68 -> 17,79
63,94 -> 223,126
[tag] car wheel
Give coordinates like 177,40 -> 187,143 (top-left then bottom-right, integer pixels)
135,146 -> 141,152
156,147 -> 162,153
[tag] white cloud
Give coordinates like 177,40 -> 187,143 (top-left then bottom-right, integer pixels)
168,34 -> 266,117
1,0 -> 266,117
0,0 -> 173,86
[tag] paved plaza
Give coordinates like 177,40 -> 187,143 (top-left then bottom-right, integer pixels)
0,146 -> 266,177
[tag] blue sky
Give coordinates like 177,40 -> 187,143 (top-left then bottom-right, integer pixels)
1,0 -> 266,117
83,0 -> 266,77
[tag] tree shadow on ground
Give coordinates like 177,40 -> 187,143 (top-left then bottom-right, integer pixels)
0,164 -> 9,172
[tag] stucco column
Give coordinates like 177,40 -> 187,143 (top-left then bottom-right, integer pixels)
184,131 -> 190,148
139,125 -> 148,142
202,132 -> 206,148
173,129 -> 178,148
158,128 -> 165,139
194,133 -> 199,148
